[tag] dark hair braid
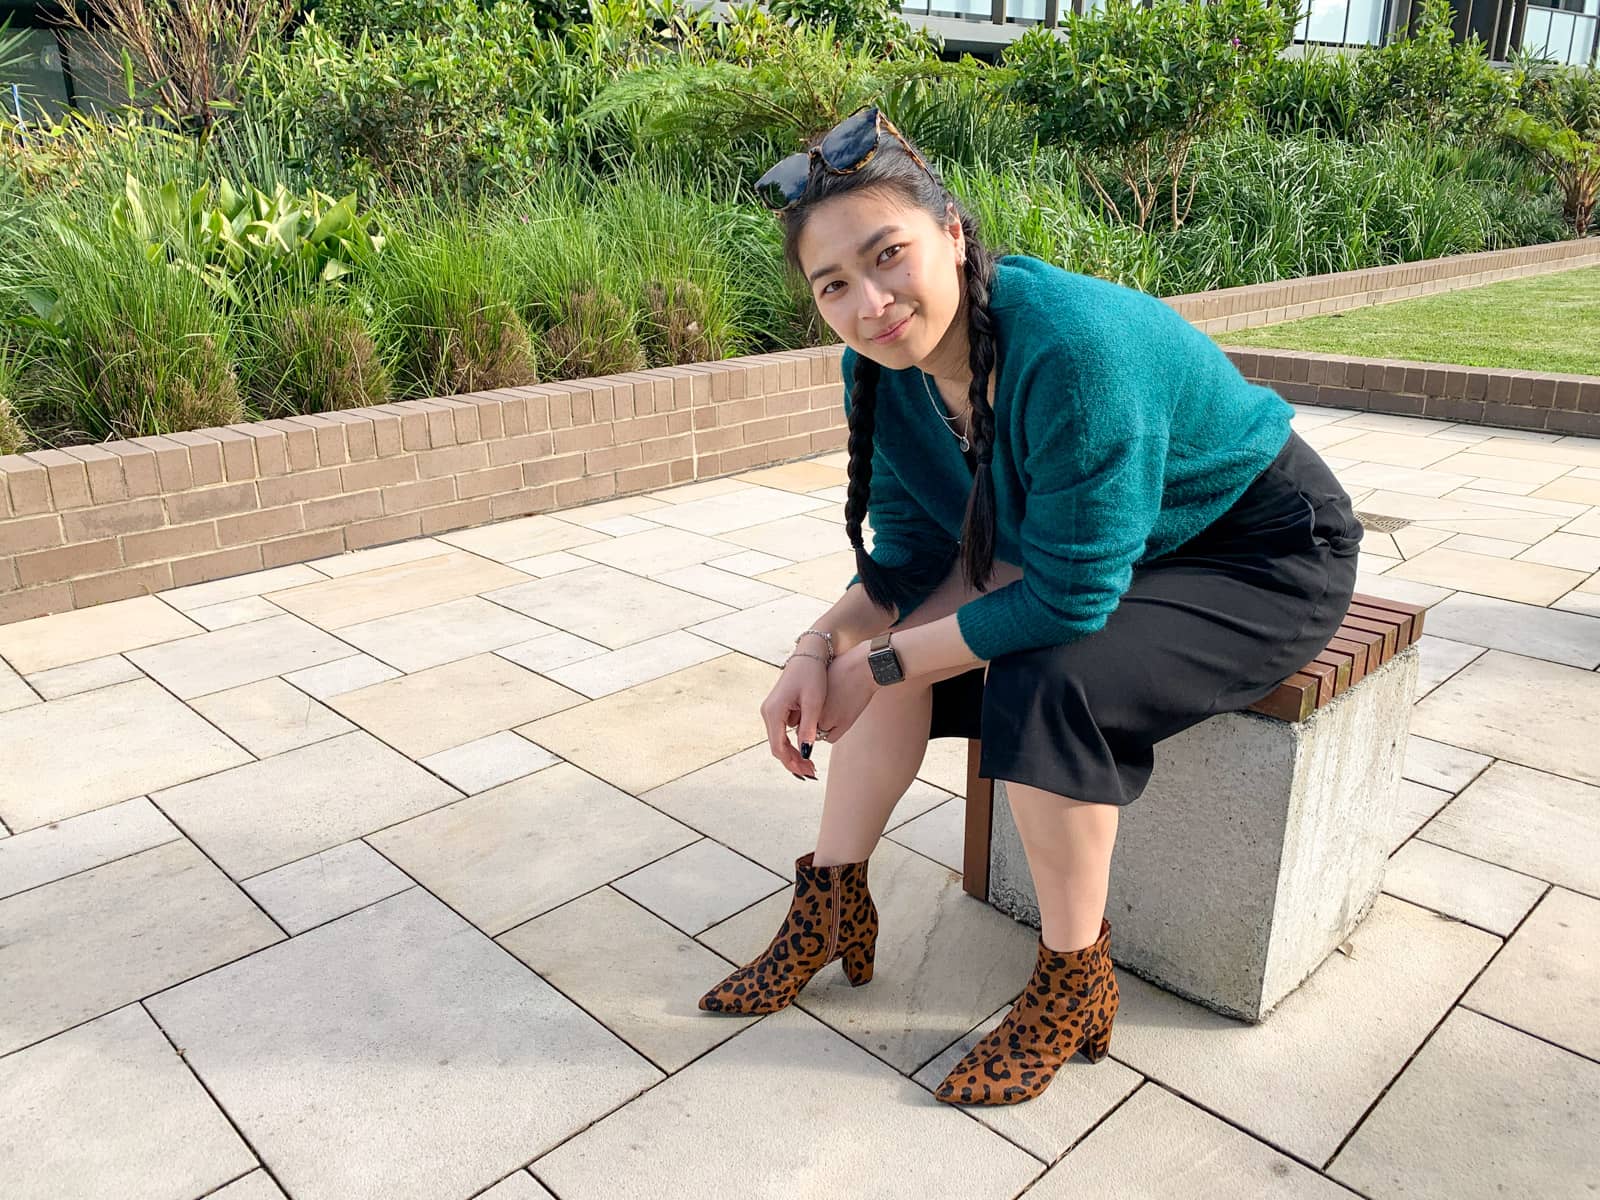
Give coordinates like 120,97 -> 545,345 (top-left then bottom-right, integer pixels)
842,351 -> 959,614
957,213 -> 1000,594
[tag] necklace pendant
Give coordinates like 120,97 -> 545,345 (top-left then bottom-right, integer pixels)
958,435 -> 971,452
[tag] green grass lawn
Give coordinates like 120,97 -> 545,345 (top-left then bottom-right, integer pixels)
1219,265 -> 1600,377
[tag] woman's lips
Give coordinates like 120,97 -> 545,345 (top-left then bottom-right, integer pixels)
871,315 -> 912,344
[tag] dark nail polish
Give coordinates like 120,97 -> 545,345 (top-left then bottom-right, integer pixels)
800,742 -> 813,759
791,772 -> 806,781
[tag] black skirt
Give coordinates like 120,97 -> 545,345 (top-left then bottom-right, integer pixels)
926,429 -> 1362,806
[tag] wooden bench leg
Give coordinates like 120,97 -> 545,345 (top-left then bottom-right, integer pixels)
963,738 -> 991,900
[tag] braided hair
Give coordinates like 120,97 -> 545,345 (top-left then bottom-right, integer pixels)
779,138 -> 1003,615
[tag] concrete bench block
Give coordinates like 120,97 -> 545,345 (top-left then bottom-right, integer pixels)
986,645 -> 1419,1022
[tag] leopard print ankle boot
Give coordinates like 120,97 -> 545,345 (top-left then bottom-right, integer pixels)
934,918 -> 1118,1106
697,850 -> 878,1016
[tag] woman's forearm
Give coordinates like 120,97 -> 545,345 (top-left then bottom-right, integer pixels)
810,582 -> 897,656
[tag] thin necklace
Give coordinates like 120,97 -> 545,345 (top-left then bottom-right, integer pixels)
920,370 -> 971,452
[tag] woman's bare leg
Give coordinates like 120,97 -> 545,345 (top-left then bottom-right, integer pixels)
1004,784 -> 1118,952
812,559 -> 1022,867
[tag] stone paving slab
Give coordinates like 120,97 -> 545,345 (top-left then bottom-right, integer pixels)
145,887 -> 661,1200
127,613 -> 358,700
0,1004 -> 259,1200
336,595 -> 556,673
1028,1084 -> 1361,1199
0,594 -> 202,674
369,762 -> 699,935
152,730 -> 461,879
239,840 -> 414,936
1464,886 -> 1599,1059
0,796 -> 178,899
1422,761 -> 1600,894
1105,895 -> 1499,1164
190,677 -> 356,758
329,653 -> 584,759
1327,1008 -> 1600,1199
485,564 -> 734,649
532,1006 -> 1042,1200
611,837 -> 787,935
0,838 -> 282,1055
520,654 -> 776,795
640,741 -> 950,880
0,679 -> 251,831
500,885 -> 760,1072
25,652 -> 142,700
1411,650 -> 1600,787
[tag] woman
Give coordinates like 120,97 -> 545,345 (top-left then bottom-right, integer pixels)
696,106 -> 1362,1107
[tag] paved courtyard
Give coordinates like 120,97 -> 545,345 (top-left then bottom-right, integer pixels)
1,406 -> 1597,1199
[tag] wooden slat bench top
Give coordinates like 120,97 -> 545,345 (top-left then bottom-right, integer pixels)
1245,594 -> 1426,722
960,593 -> 1426,898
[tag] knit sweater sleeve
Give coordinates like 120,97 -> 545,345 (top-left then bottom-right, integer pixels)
954,347 -> 1168,661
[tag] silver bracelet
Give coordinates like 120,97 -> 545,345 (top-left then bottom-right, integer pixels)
785,650 -> 827,667
795,628 -> 835,664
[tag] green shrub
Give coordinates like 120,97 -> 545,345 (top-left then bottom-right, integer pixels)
767,0 -> 939,56
370,213 -> 540,396
242,296 -> 394,417
307,0 -> 587,40
1253,50 -> 1365,138
1004,0 -> 1296,228
0,341 -> 28,454
16,212 -> 243,440
249,6 -> 561,203
1355,0 -> 1510,139
109,173 -> 384,304
1500,109 -> 1599,235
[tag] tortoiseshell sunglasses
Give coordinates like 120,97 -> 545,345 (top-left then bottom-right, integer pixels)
755,105 -> 937,212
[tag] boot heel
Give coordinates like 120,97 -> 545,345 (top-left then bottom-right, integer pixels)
841,939 -> 875,986
1080,1021 -> 1112,1064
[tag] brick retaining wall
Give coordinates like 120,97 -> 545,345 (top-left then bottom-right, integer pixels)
1166,236 -> 1600,333
0,349 -> 849,624
1227,348 -> 1600,436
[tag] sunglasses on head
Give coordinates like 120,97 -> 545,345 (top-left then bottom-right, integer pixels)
755,105 -> 937,213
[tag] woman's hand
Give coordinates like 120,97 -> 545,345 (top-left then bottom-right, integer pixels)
815,642 -> 877,749
761,655 -> 829,781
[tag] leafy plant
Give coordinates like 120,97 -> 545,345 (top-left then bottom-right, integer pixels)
1354,0 -> 1509,140
0,339 -> 28,453
242,295 -> 393,416
56,0 -> 295,143
1500,109 -> 1599,235
767,0 -> 940,57
17,213 -> 243,441
1253,49 -> 1365,138
109,173 -> 385,303
1004,0 -> 1296,229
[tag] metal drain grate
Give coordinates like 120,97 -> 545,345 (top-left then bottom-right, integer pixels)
1355,511 -> 1410,533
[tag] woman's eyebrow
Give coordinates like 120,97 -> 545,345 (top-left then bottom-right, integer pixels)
806,225 -> 905,284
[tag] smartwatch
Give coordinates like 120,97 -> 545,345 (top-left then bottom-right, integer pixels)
867,632 -> 906,686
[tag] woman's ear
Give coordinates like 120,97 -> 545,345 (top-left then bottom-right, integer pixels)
946,202 -> 964,266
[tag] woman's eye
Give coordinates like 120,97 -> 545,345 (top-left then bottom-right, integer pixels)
820,246 -> 902,297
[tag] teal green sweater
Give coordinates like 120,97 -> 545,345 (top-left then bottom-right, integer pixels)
844,253 -> 1292,662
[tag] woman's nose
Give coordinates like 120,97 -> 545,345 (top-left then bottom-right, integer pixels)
855,278 -> 893,318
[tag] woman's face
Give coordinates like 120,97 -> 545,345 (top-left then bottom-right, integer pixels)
794,190 -> 965,372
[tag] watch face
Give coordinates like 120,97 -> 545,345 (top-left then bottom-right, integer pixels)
868,647 -> 904,685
